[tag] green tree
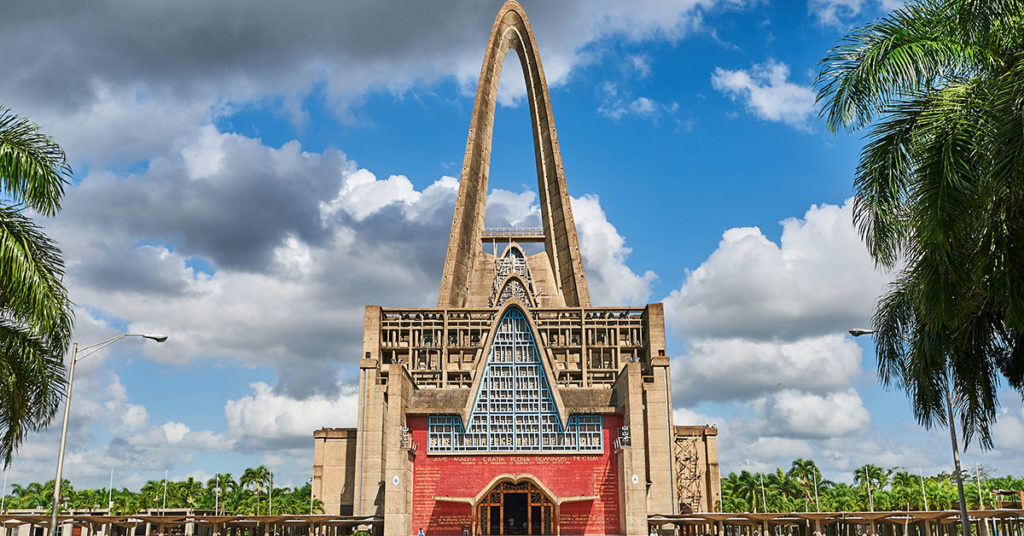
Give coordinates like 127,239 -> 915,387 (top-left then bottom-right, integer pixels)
891,471 -> 925,510
854,464 -> 892,511
206,473 -> 236,513
166,477 -> 202,509
240,465 -> 271,515
11,481 -> 47,509
721,471 -> 761,513
816,0 -> 1024,447
823,483 -> 863,512
111,490 -> 142,515
0,107 -> 74,467
788,458 -> 824,508
40,479 -> 74,513
764,469 -> 803,511
140,479 -> 166,511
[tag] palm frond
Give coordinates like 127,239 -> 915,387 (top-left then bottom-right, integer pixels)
0,107 -> 71,216
0,205 -> 73,346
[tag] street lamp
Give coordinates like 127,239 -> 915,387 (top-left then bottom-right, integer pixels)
50,333 -> 167,536
848,328 -> 970,536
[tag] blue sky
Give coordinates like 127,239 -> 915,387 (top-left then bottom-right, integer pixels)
2,0 -> 1022,491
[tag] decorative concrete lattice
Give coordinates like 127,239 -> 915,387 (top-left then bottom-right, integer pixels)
489,247 -> 535,307
428,308 -> 602,453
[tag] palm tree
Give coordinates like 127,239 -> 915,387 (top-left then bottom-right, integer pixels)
788,458 -> 823,509
111,492 -> 142,516
854,464 -> 891,511
140,479 -> 165,511
816,0 -> 1024,448
763,469 -> 803,512
240,466 -> 271,515
891,471 -> 924,510
40,479 -> 74,513
0,107 -> 74,467
207,473 -> 235,513
823,483 -> 862,512
726,471 -> 762,513
11,481 -> 47,509
176,477 -> 204,509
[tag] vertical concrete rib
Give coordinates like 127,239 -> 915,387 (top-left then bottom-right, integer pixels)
437,0 -> 590,308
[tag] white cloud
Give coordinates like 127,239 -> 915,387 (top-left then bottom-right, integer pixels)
808,0 -> 904,27
224,382 -> 359,449
755,389 -> 871,439
597,83 -> 671,121
664,199 -> 890,342
321,169 -> 423,222
630,55 -> 652,78
728,437 -> 817,472
161,422 -> 191,444
672,335 -> 862,404
991,400 -> 1024,447
711,59 -> 816,130
809,0 -> 867,26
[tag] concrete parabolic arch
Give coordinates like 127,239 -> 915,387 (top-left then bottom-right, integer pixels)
437,0 -> 591,308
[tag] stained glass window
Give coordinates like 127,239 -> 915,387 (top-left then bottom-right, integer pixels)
428,307 -> 603,453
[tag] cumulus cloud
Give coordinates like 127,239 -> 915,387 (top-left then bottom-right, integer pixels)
672,335 -> 862,404
754,389 -> 871,439
711,59 -> 816,130
225,382 -> 360,449
665,199 -> 890,341
663,199 -> 887,475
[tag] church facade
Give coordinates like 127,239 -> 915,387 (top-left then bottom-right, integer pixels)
311,3 -> 720,535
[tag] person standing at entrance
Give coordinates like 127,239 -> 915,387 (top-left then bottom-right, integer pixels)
418,528 -> 424,536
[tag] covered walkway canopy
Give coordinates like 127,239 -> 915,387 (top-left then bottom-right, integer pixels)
0,514 -> 383,536
649,510 -> 1024,536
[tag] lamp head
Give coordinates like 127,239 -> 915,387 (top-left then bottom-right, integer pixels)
848,329 -> 876,338
143,334 -> 168,343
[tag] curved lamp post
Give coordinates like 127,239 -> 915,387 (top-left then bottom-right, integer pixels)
50,333 -> 167,536
848,328 -> 970,536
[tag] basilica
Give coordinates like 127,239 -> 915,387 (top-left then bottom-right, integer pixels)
311,3 -> 720,535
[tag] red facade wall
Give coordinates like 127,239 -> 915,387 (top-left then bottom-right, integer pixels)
407,415 -> 622,536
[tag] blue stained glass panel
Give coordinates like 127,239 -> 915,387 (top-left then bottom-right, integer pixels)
428,308 -> 603,453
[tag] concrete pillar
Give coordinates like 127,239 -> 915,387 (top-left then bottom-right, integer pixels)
642,311 -> 674,515
615,361 -> 649,536
382,365 -> 415,536
355,351 -> 385,516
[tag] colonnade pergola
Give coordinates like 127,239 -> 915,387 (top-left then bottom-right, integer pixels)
650,510 -> 1024,536
1,510 -> 1020,536
0,514 -> 382,536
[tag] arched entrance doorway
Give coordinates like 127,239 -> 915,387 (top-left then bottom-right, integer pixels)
476,480 -> 555,535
